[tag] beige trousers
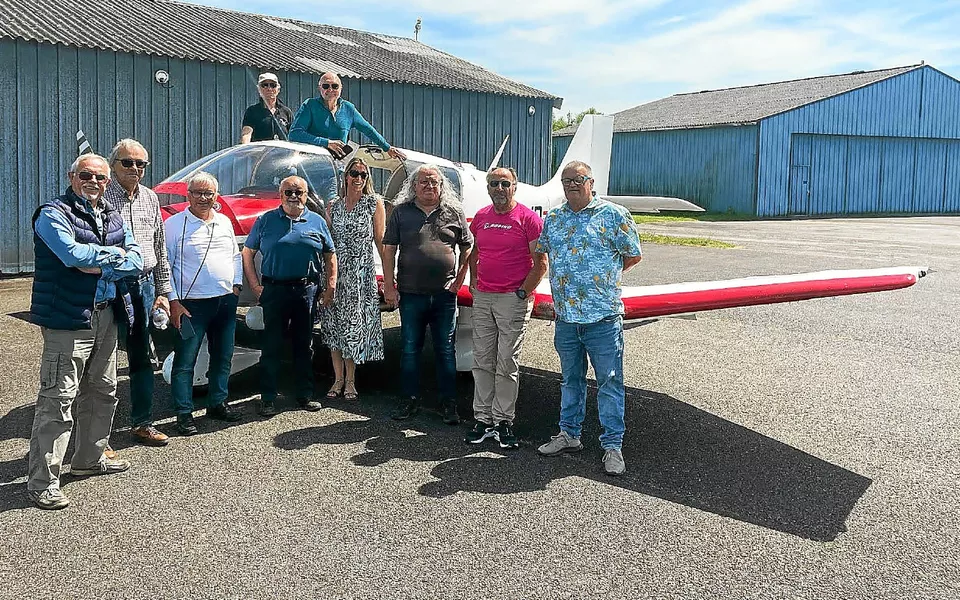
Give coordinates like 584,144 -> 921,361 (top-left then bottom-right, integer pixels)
28,307 -> 119,492
470,290 -> 533,425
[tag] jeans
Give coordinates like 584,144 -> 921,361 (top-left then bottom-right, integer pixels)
553,315 -> 626,450
171,293 -> 239,415
122,274 -> 156,427
260,282 -> 318,402
399,291 -> 457,401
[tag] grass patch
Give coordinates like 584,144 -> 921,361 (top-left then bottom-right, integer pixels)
639,233 -> 736,248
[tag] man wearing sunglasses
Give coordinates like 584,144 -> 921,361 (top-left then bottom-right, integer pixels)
240,73 -> 294,144
289,72 -> 405,161
533,161 -> 642,476
104,138 -> 173,448
28,153 -> 144,510
241,176 -> 337,416
464,167 -> 544,449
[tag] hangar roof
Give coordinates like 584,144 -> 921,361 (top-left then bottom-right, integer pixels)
555,65 -> 922,135
0,0 -> 560,105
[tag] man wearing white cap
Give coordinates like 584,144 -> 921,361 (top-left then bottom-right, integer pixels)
240,73 -> 294,143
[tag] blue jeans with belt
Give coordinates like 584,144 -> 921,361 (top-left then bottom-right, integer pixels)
260,280 -> 318,402
171,293 -> 239,415
553,315 -> 626,450
123,274 -> 156,427
399,291 -> 458,402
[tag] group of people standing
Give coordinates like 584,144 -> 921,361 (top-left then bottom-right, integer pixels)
23,70 -> 643,512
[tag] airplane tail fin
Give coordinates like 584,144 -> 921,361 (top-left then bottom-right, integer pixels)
549,114 -> 613,194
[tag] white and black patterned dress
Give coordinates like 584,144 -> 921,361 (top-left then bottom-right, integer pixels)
319,194 -> 384,363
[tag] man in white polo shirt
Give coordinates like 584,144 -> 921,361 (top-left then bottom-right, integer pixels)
164,171 -> 244,436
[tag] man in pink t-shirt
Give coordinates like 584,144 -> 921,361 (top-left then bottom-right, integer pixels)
465,167 -> 544,449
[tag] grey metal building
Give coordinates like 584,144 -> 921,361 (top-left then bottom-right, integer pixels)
0,0 -> 561,273
554,65 -> 960,217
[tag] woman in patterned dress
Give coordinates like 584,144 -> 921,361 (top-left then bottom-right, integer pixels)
319,157 -> 386,399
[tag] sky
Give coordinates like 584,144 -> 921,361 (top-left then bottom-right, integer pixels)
191,0 -> 960,119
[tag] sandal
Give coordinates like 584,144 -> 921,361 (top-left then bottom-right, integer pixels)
343,379 -> 359,400
326,379 -> 344,399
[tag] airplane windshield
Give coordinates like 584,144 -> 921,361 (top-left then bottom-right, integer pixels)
160,145 -> 338,204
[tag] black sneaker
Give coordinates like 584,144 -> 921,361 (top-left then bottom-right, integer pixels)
206,402 -> 242,422
391,397 -> 419,420
442,400 -> 460,425
494,421 -> 519,449
176,414 -> 198,436
464,420 -> 495,444
258,399 -> 278,417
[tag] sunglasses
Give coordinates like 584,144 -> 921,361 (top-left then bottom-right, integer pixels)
118,158 -> 150,169
488,180 -> 513,189
560,175 -> 592,186
260,82 -> 278,88
283,189 -> 305,197
188,190 -> 216,199
76,171 -> 108,182
321,83 -> 340,90
348,170 -> 368,179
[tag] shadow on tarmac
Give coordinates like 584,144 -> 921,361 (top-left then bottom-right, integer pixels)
0,324 -> 870,541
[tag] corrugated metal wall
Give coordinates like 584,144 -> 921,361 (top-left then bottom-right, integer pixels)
552,126 -> 759,213
759,66 -> 960,216
0,38 -> 554,273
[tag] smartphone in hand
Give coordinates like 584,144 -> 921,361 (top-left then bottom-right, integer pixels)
178,315 -> 196,340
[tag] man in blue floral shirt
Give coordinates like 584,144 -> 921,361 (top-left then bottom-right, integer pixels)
533,160 -> 642,475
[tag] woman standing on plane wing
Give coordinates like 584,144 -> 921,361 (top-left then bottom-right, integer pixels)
289,72 -> 406,161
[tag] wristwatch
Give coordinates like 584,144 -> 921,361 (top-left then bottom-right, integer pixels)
515,289 -> 527,300
233,284 -> 243,292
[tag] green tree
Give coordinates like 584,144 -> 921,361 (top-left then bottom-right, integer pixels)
553,107 -> 601,131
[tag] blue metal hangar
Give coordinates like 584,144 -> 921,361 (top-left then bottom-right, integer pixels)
554,64 -> 960,217
0,0 -> 561,274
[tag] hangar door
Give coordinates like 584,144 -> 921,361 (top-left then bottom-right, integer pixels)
788,133 -> 960,215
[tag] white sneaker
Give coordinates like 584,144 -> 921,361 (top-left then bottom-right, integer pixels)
28,488 -> 70,510
537,431 -> 583,456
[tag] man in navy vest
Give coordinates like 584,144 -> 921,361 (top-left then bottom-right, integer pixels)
28,153 -> 143,510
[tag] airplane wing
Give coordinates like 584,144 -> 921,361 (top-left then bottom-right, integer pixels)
600,195 -> 705,214
455,266 -> 927,320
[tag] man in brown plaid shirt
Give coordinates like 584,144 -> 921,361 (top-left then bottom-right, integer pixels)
104,139 -> 173,447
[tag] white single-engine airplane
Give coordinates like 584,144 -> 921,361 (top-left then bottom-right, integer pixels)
150,115 -> 927,385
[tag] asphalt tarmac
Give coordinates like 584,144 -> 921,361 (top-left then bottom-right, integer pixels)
1,217 -> 957,599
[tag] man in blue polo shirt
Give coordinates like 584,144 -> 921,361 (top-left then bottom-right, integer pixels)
241,176 -> 337,416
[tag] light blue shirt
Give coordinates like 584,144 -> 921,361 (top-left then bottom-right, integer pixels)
34,200 -> 144,303
289,98 -> 390,150
535,197 -> 642,324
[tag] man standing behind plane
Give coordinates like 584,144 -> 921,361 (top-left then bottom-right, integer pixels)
28,153 -> 143,510
532,160 -> 642,476
240,73 -> 294,143
464,167 -> 543,449
289,72 -> 405,160
104,138 -> 173,447
382,165 -> 472,424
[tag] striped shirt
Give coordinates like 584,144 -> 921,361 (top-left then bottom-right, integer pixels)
104,180 -> 173,296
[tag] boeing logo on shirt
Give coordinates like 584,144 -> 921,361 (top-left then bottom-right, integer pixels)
483,223 -> 513,230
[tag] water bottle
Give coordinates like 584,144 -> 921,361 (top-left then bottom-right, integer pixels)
151,308 -> 169,330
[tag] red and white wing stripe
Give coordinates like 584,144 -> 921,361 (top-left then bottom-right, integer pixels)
455,266 -> 928,321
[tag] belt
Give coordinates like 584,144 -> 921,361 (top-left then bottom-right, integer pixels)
94,300 -> 113,311
124,272 -> 153,284
262,276 -> 313,286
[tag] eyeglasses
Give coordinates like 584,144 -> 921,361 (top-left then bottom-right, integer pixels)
283,189 -> 305,197
260,82 -> 278,88
560,175 -> 592,186
418,179 -> 441,187
118,158 -> 150,169
488,180 -> 513,189
348,170 -> 368,179
321,83 -> 340,90
188,190 -> 216,199
76,171 -> 108,182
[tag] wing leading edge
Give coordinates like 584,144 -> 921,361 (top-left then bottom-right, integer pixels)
455,266 -> 927,320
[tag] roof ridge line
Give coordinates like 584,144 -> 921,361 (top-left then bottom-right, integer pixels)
673,64 -> 923,97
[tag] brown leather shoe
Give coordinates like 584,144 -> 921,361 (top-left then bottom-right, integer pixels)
131,425 -> 170,447
103,445 -> 119,460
